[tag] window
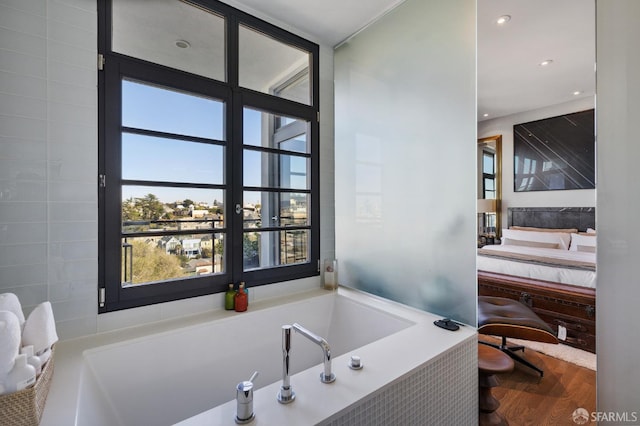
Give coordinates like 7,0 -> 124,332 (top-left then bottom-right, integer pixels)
481,150 -> 496,233
99,0 -> 319,312
482,150 -> 496,199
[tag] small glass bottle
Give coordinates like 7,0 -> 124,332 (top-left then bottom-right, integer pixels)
234,283 -> 248,312
225,284 -> 235,310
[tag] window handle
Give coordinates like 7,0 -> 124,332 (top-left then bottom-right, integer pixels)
236,204 -> 242,215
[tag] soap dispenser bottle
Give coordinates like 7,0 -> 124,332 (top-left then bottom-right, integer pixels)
20,345 -> 42,376
225,284 -> 235,310
3,354 -> 36,394
234,283 -> 248,312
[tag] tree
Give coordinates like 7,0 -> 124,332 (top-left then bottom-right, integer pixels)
139,193 -> 165,221
214,239 -> 224,255
183,199 -> 195,208
243,233 -> 259,268
125,240 -> 184,284
122,197 -> 141,222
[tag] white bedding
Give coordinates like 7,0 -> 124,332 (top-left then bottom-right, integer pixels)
477,245 -> 596,289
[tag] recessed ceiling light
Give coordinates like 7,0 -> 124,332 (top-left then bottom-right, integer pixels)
483,113 -> 489,117
496,15 -> 511,25
539,59 -> 553,66
573,91 -> 582,96
175,40 -> 191,49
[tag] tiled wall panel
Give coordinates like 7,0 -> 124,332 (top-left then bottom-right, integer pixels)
0,0 -> 98,338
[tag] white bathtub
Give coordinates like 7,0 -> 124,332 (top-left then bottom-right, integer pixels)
76,287 -> 477,426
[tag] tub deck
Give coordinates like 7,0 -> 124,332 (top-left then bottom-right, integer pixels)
40,287 -> 477,425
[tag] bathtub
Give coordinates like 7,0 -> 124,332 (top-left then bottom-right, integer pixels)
76,287 -> 477,425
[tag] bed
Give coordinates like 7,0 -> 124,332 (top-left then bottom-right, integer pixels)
477,207 -> 597,353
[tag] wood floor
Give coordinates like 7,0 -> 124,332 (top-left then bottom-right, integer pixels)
481,338 -> 596,426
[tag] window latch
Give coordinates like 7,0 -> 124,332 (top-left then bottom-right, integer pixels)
235,204 -> 243,215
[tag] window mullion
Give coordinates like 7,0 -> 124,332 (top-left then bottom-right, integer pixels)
230,91 -> 244,283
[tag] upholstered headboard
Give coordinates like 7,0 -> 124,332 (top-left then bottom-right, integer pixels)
507,207 -> 595,232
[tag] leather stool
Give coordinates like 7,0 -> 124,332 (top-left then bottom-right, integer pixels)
478,344 -> 514,426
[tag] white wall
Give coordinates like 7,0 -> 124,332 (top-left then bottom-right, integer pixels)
0,0 -> 98,338
0,0 -> 335,339
596,0 -> 640,416
334,0 -> 477,325
478,97 -> 596,223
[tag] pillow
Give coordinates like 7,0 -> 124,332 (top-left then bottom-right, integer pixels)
570,233 -> 597,252
586,228 -> 596,234
502,228 -> 571,250
509,226 -> 578,234
502,238 -> 560,249
577,245 -> 596,253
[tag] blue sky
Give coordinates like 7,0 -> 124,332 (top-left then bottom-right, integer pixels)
121,79 -> 264,205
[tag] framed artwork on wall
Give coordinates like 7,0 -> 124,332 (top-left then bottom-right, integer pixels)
513,109 -> 595,192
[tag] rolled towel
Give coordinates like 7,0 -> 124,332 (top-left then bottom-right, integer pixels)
0,293 -> 25,328
22,301 -> 59,356
0,310 -> 21,375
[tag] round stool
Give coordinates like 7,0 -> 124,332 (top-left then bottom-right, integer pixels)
478,344 -> 514,426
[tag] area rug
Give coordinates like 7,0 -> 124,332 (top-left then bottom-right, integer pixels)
507,338 -> 596,371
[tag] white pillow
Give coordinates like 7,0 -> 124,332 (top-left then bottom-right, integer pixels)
570,233 -> 597,252
501,228 -> 571,250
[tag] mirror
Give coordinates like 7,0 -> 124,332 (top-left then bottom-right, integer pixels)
477,135 -> 502,244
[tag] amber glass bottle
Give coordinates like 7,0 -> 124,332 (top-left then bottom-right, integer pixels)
234,283 -> 248,312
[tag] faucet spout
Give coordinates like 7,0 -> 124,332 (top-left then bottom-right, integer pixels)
292,322 -> 336,383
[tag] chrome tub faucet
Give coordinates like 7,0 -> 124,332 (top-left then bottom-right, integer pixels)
277,323 -> 335,404
292,322 -> 335,384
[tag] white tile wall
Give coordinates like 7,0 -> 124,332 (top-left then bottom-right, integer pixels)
0,0 -> 335,340
0,0 -> 98,338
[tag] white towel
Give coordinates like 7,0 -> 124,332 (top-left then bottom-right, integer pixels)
0,310 -> 21,375
0,293 -> 25,328
22,301 -> 59,355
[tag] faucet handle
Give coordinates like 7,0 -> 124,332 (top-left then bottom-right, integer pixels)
235,371 -> 258,424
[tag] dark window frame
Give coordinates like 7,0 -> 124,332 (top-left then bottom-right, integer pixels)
98,0 -> 320,313
482,149 -> 496,199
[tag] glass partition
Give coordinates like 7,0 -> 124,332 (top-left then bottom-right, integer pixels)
334,0 -> 477,325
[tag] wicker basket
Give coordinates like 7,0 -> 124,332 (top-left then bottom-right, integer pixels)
0,345 -> 55,426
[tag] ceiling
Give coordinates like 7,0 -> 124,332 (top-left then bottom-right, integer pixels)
227,0 -> 407,47
232,0 -> 596,122
477,0 -> 595,121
